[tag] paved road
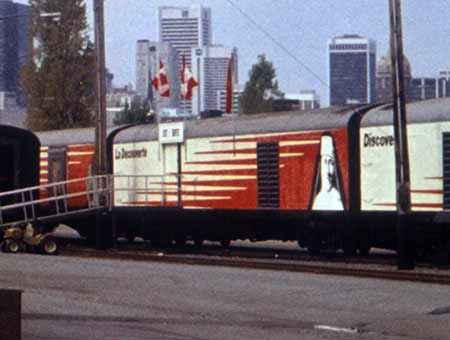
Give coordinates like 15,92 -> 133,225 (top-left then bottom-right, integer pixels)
0,253 -> 449,340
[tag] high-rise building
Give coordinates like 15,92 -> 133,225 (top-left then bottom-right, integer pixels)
376,54 -> 412,103
217,84 -> 243,114
0,0 -> 30,96
408,77 -> 450,102
159,5 -> 212,112
375,55 -> 450,103
135,40 -> 179,111
328,35 -> 376,105
191,45 -> 238,116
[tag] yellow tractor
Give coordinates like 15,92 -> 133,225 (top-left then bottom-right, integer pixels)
0,223 -> 59,255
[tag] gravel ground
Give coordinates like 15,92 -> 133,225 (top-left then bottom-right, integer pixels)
0,252 -> 449,340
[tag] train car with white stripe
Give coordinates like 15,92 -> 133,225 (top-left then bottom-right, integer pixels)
111,104 -> 363,250
111,98 -> 450,255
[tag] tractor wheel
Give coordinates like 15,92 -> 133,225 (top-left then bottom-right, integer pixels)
40,237 -> 59,255
3,239 -> 21,254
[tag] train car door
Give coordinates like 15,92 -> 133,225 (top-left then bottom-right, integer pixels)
48,147 -> 67,209
48,147 -> 67,184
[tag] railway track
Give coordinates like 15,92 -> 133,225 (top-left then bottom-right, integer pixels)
62,241 -> 450,286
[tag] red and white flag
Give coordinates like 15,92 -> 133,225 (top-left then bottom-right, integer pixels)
225,55 -> 234,113
152,60 -> 170,97
180,55 -> 198,100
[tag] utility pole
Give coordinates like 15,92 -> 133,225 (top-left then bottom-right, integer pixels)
94,0 -> 112,249
389,0 -> 414,269
94,0 -> 107,177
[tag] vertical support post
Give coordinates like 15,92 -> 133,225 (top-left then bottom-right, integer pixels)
94,0 -> 107,177
389,0 -> 414,269
94,0 -> 113,250
177,143 -> 182,207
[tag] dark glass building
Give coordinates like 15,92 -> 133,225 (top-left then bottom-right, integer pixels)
328,35 -> 376,106
0,0 -> 30,94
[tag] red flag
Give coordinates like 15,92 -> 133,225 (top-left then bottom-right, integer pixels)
152,60 -> 170,97
180,55 -> 198,100
225,55 -> 234,113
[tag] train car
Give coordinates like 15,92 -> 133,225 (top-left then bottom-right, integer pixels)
0,125 -> 40,228
0,125 -> 40,193
358,98 -> 450,255
35,125 -> 130,239
111,98 -> 450,255
112,104 -> 372,249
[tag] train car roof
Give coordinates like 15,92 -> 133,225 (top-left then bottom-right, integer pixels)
36,126 -> 119,147
361,97 -> 450,127
114,105 -> 368,143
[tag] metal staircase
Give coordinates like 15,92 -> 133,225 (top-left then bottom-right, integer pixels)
0,175 -> 112,229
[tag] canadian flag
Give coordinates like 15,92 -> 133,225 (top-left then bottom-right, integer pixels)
152,60 -> 170,97
180,55 -> 198,100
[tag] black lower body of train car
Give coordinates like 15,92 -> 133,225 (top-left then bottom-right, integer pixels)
113,206 -> 450,263
0,125 -> 40,229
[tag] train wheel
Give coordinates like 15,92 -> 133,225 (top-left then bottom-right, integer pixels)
343,241 -> 357,256
39,237 -> 59,255
220,239 -> 231,248
3,239 -> 21,254
125,230 -> 136,243
174,236 -> 187,247
358,244 -> 371,256
193,238 -> 204,248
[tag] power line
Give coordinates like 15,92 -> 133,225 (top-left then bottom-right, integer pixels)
224,0 -> 329,89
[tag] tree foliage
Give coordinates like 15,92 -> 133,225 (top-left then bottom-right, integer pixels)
113,98 -> 151,125
239,54 -> 281,114
21,0 -> 95,131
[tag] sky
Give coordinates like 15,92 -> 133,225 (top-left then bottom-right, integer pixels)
17,0 -> 450,106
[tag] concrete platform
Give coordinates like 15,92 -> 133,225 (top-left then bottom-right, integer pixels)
0,253 -> 448,340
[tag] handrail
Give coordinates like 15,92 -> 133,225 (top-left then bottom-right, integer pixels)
0,175 -> 110,199
0,175 -> 111,229
0,174 -> 198,229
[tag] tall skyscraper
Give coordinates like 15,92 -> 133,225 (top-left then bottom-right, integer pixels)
217,85 -> 243,114
136,40 -> 179,111
376,53 -> 412,103
0,0 -> 30,95
191,45 -> 238,115
328,35 -> 376,106
159,5 -> 212,112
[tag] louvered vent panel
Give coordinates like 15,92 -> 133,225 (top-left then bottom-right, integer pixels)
444,133 -> 450,210
257,142 -> 279,208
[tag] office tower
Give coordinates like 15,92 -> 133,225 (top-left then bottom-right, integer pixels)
191,45 -> 238,116
159,5 -> 212,112
328,35 -> 376,105
217,85 -> 243,114
135,40 -> 179,111
0,0 -> 30,95
408,77 -> 450,102
376,54 -> 411,103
